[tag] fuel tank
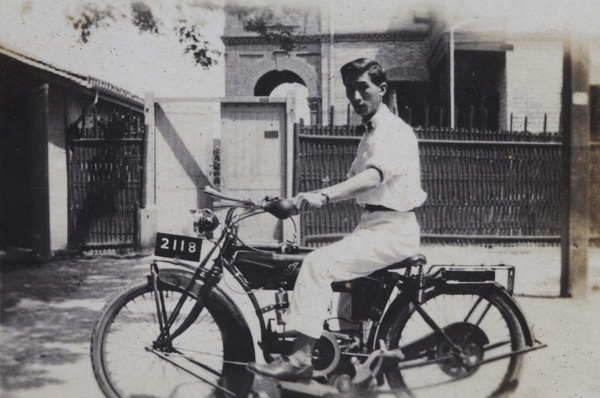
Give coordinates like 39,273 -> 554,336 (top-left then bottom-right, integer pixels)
231,246 -> 310,290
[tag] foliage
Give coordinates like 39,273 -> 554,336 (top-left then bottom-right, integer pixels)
175,20 -> 218,69
242,10 -> 300,53
131,1 -> 160,35
224,3 -> 304,53
67,1 -> 219,68
68,5 -> 119,44
67,1 -> 303,67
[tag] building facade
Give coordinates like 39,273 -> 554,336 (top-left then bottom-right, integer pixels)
221,5 -> 600,249
222,6 -> 598,134
0,45 -> 145,257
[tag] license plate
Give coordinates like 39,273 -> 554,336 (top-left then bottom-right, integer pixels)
154,233 -> 202,262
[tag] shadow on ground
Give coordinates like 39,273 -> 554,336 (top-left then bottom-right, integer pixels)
1,246 -> 599,397
0,252 -> 149,393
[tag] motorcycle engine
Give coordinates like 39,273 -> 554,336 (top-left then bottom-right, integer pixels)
312,331 -> 342,378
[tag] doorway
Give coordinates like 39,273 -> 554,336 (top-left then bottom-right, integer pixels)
220,102 -> 287,243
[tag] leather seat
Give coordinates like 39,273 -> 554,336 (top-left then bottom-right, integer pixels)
383,254 -> 427,271
331,254 -> 427,292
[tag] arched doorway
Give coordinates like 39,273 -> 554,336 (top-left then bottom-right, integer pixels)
255,70 -> 312,124
254,70 -> 305,96
270,83 -> 311,124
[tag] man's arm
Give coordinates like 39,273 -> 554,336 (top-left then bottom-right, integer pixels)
292,168 -> 381,208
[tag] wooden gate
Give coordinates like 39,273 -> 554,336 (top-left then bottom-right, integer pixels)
67,100 -> 145,253
221,102 -> 287,243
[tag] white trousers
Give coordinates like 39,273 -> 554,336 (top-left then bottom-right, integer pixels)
283,210 -> 421,339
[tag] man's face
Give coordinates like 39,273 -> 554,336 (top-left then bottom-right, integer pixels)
345,71 -> 387,119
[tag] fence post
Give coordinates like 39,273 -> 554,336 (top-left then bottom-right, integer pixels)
469,105 -> 474,132
560,34 -> 590,299
144,92 -> 156,206
329,105 -> 335,131
346,104 -> 351,131
138,92 -> 158,253
482,108 -> 488,131
293,122 -> 301,196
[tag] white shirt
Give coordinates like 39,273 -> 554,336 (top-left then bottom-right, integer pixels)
347,105 -> 427,212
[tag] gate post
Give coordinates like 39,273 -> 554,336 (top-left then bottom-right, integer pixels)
137,92 -> 158,253
560,34 -> 591,299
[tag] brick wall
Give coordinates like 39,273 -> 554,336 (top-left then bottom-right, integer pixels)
330,39 -> 430,125
224,34 -> 430,125
505,39 -> 563,132
224,32 -> 575,133
224,41 -> 322,98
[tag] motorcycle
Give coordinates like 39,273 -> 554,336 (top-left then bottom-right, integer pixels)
91,186 -> 545,398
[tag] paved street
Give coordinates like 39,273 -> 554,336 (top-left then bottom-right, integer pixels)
1,246 -> 599,398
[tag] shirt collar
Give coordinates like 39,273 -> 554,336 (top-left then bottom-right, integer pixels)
361,104 -> 390,134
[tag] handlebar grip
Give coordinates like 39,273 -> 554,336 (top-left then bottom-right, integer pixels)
263,199 -> 299,219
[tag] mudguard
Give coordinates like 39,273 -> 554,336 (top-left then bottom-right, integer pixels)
491,285 -> 536,346
152,268 -> 255,345
374,282 -> 535,348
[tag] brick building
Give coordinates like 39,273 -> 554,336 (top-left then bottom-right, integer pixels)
221,4 -> 600,269
222,6 -> 598,134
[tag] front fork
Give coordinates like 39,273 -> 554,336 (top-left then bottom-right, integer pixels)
151,264 -> 172,349
149,261 -> 221,350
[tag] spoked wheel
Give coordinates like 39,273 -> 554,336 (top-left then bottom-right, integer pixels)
91,282 -> 255,398
384,288 -> 525,398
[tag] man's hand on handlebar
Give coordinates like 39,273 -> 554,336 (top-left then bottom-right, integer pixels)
292,191 -> 327,208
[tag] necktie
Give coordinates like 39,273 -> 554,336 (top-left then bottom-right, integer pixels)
356,120 -> 374,135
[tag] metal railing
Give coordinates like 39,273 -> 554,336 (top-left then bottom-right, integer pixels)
67,101 -> 145,252
294,124 -> 563,246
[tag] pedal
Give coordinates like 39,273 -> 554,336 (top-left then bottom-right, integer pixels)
278,380 -> 338,397
352,340 -> 404,384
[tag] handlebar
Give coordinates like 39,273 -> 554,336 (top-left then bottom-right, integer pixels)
203,186 -> 299,220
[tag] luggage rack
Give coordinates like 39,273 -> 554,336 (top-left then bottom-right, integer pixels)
427,263 -> 515,295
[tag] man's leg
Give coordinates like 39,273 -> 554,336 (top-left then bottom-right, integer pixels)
248,211 -> 420,381
284,211 -> 420,339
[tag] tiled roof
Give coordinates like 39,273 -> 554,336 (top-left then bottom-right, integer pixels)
0,43 -> 143,105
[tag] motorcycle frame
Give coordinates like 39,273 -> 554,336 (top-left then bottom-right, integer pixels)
148,204 -> 542,378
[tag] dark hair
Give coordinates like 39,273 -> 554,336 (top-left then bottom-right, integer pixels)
340,58 -> 387,87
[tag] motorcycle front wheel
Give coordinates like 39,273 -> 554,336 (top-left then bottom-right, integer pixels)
91,282 -> 255,398
384,287 -> 525,398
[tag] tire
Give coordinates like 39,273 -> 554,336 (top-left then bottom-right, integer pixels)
91,281 -> 255,398
384,287 -> 525,398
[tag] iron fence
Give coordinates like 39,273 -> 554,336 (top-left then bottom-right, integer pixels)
67,101 -> 145,253
294,124 -> 563,246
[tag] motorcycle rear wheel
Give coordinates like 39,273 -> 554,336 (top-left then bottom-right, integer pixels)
384,288 -> 525,398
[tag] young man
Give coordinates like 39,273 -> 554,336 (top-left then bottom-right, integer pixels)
247,58 -> 427,381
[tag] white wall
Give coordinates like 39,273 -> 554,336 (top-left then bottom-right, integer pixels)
47,86 -> 70,251
154,101 -> 221,236
505,38 -> 564,132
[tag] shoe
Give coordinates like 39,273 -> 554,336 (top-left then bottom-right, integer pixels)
247,356 -> 313,382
